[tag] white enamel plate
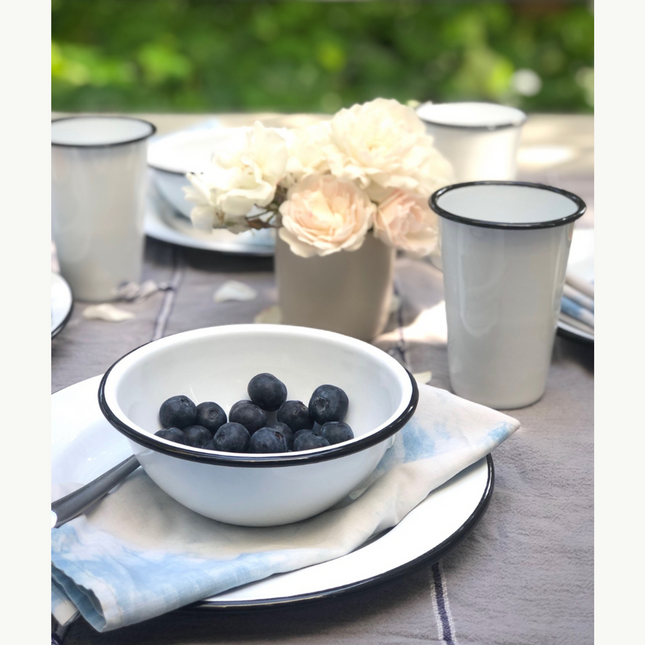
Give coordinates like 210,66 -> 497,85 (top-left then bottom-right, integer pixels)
557,228 -> 594,344
146,126 -> 277,256
144,188 -> 275,256
52,376 -> 493,610
51,272 -> 74,338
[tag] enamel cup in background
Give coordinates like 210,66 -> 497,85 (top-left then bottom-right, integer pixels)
416,102 -> 527,270
51,116 -> 156,302
415,102 -> 527,183
430,182 -> 586,410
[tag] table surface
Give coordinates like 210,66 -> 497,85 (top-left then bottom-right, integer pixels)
51,113 -> 594,645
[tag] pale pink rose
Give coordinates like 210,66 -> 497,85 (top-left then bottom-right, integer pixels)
374,189 -> 438,256
278,174 -> 375,258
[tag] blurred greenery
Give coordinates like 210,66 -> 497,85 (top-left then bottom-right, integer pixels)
52,0 -> 593,114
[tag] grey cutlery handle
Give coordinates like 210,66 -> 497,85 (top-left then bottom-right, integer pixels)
51,455 -> 140,528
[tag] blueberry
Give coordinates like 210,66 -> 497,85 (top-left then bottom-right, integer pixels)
293,428 -> 310,442
213,422 -> 250,453
202,439 -> 215,451
277,400 -> 314,431
183,424 -> 212,448
273,421 -> 294,449
155,427 -> 187,445
293,427 -> 323,441
196,401 -> 227,433
229,401 -> 267,433
248,373 -> 287,411
292,430 -> 330,452
248,427 -> 288,453
320,421 -> 354,445
159,395 -> 197,429
308,385 -> 349,425
230,399 -> 251,416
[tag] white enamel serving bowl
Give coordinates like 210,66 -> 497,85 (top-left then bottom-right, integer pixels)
99,324 -> 418,527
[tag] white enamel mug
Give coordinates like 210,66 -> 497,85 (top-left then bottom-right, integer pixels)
51,116 -> 156,302
415,102 -> 527,183
416,102 -> 527,270
430,182 -> 586,409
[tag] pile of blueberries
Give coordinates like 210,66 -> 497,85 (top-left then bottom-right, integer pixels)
155,372 -> 354,454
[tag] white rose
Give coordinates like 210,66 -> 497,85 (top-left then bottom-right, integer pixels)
183,121 -> 288,232
278,174 -> 375,258
283,123 -> 334,186
326,98 -> 453,198
183,172 -> 226,230
374,188 -> 438,256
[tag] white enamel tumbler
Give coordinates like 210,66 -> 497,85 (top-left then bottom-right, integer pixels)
51,116 -> 156,302
430,181 -> 586,409
416,102 -> 527,270
416,102 -> 527,183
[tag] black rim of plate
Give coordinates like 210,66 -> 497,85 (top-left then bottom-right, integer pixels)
430,181 -> 586,231
51,115 -> 157,148
183,454 -> 494,611
98,338 -> 419,468
146,194 -> 276,256
557,320 -> 594,345
51,300 -> 74,339
149,163 -> 189,177
51,275 -> 74,339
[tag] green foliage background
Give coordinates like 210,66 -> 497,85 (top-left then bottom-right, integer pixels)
52,0 -> 593,114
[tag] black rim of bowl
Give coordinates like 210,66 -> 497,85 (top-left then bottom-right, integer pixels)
98,339 -> 419,468
429,181 -> 586,231
51,115 -> 157,148
416,103 -> 527,131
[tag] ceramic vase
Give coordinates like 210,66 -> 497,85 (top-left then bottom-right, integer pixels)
274,233 -> 395,342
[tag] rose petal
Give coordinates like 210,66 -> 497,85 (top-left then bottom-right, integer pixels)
83,304 -> 135,322
214,281 -> 258,303
253,305 -> 282,324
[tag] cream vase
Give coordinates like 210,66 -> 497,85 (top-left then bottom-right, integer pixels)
274,233 -> 395,342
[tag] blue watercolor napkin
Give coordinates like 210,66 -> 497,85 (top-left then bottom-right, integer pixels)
561,295 -> 594,329
51,383 -> 519,632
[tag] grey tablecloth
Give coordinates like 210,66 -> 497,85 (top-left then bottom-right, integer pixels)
51,172 -> 593,643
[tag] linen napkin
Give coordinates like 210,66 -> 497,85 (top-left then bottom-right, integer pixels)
559,228 -> 594,334
563,283 -> 594,314
560,274 -> 595,334
51,383 -> 519,632
561,296 -> 594,329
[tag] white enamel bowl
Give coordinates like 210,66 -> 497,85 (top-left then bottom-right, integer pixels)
99,324 -> 418,527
